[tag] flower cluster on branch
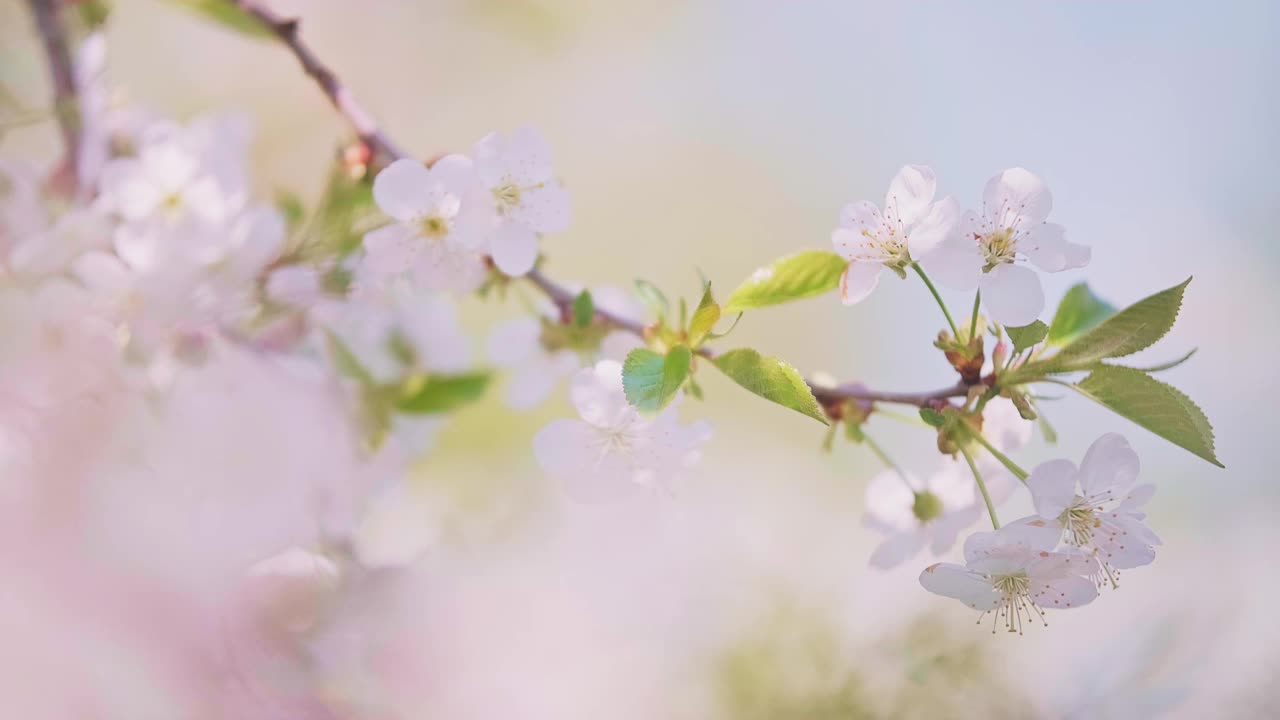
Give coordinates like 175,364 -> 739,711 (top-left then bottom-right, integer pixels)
0,2 -> 1226,713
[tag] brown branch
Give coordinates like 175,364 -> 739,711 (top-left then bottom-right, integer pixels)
229,0 -> 408,165
24,0 -> 80,188
229,0 -> 968,410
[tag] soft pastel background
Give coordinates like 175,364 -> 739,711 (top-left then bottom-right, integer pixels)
3,1 -> 1276,717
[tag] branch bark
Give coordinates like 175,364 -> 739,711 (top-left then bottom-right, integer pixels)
24,0 -> 80,187
225,0 -> 968,410
228,0 -> 408,165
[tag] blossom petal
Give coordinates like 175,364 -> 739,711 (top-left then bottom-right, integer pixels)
885,164 -> 936,227
534,419 -> 637,503
1117,483 -> 1156,512
869,531 -> 927,569
1063,242 -> 1091,270
361,223 -> 419,277
1021,223 -> 1070,272
569,360 -> 631,428
980,264 -> 1044,326
983,167 -> 1052,227
490,222 -> 539,277
1078,433 -> 1140,499
1026,458 -> 1079,519
512,181 -> 571,234
373,159 -> 435,221
906,196 -> 959,260
838,261 -> 882,305
864,469 -> 919,532
507,351 -> 578,410
1033,574 -> 1098,610
920,563 -> 1001,611
99,158 -> 161,221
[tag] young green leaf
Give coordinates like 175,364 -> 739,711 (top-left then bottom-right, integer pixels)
324,330 -> 375,386
634,279 -> 670,323
711,348 -> 828,424
918,407 -> 946,428
688,284 -> 721,346
396,371 -> 492,414
724,250 -> 847,313
572,290 -> 594,328
164,0 -> 274,39
1047,283 -> 1116,346
1072,365 -> 1221,467
1125,348 -> 1198,374
1043,278 -> 1191,372
1004,320 -> 1048,354
275,189 -> 306,232
302,161 -> 376,259
622,346 -> 692,412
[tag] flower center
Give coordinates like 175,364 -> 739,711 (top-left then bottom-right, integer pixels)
979,227 -> 1017,269
162,191 -> 184,214
984,571 -> 1045,634
419,214 -> 450,239
493,184 -> 521,210
862,227 -> 909,266
1058,499 -> 1100,547
911,490 -> 945,523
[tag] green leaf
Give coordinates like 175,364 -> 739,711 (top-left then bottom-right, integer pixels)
303,161 -> 376,259
634,279 -> 670,323
688,284 -> 721,346
165,0 -> 274,39
396,371 -> 492,414
572,290 -> 594,328
918,407 -> 946,428
1004,321 -> 1048,354
1126,348 -> 1198,374
275,189 -> 306,232
1048,283 -> 1116,346
724,250 -> 847,313
711,348 -> 827,424
324,330 -> 374,386
623,346 -> 692,412
1073,365 -> 1221,467
1044,278 -> 1191,372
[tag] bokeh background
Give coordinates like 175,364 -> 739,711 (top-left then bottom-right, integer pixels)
3,0 -> 1277,717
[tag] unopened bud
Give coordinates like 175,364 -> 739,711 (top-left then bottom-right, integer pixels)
992,339 -> 1008,369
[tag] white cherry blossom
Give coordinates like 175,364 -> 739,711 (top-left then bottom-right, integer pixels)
98,116 -> 248,227
863,462 -> 982,569
925,168 -> 1089,326
1026,433 -> 1160,588
473,127 -> 570,276
362,156 -> 492,293
831,165 -> 959,305
533,360 -> 710,501
920,520 -> 1098,633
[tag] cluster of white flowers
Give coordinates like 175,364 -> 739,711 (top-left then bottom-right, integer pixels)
863,398 -> 1029,568
918,433 -> 1160,632
834,165 -> 1089,325
361,127 -> 570,291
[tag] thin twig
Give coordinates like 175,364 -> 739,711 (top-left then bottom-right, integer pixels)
228,0 -> 972,410
24,0 -> 80,184
228,0 -> 409,165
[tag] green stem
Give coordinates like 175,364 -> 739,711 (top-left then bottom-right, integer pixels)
965,428 -> 1030,483
911,263 -> 960,338
959,444 -> 1000,529
968,291 -> 981,342
863,432 -> 914,491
